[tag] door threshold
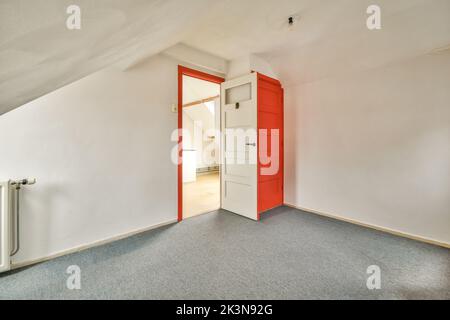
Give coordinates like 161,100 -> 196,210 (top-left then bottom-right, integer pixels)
182,207 -> 221,220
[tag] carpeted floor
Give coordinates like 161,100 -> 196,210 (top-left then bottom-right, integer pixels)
0,206 -> 449,300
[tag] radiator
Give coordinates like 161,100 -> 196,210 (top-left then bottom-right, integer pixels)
0,181 -> 11,272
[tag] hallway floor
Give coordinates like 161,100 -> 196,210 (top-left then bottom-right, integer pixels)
183,172 -> 220,218
0,206 -> 449,300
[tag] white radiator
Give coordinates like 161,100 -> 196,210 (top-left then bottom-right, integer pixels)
0,181 -> 11,272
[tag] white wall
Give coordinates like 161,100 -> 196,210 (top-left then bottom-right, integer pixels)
284,54 -> 450,244
183,102 -> 219,170
0,54 -> 224,265
162,43 -> 227,75
227,54 -> 278,80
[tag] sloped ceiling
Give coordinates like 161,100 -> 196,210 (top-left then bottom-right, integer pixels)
1,0 -> 449,115
182,75 -> 219,135
0,0 -> 217,115
184,106 -> 216,134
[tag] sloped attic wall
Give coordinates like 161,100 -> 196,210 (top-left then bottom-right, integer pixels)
0,54 -> 224,265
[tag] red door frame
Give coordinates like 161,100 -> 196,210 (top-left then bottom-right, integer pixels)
177,66 -> 225,222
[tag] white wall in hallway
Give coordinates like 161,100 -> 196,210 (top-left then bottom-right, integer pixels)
284,54 -> 450,244
183,102 -> 219,170
0,54 -> 224,265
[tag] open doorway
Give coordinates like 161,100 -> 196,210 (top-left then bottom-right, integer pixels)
178,66 -> 224,221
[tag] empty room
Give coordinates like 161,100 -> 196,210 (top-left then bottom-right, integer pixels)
0,0 -> 449,305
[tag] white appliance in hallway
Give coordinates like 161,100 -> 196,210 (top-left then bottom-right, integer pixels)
182,149 -> 197,183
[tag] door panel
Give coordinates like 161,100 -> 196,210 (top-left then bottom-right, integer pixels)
259,179 -> 283,210
224,103 -> 253,127
221,73 -> 258,220
224,181 -> 255,215
225,161 -> 251,178
257,74 -> 284,213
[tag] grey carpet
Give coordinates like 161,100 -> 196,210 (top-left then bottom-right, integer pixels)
0,206 -> 449,299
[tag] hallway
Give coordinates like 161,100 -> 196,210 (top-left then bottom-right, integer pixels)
183,172 -> 220,219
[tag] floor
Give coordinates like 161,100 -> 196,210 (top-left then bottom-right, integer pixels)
183,172 -> 220,218
0,206 -> 449,300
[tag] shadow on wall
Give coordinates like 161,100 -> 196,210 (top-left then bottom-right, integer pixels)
284,86 -> 300,205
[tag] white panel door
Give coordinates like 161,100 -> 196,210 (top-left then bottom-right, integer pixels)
0,181 -> 11,272
221,73 -> 258,220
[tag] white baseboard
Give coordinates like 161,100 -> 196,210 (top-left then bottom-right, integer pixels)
11,218 -> 178,269
284,203 -> 450,249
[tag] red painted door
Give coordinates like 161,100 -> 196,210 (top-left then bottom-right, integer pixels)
257,73 -> 284,215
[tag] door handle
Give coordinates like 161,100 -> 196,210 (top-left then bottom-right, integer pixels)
245,143 -> 256,147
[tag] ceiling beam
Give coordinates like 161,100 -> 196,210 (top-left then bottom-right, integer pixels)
183,95 -> 219,108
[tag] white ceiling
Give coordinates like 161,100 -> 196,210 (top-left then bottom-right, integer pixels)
182,0 -> 450,85
1,0 -> 449,114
